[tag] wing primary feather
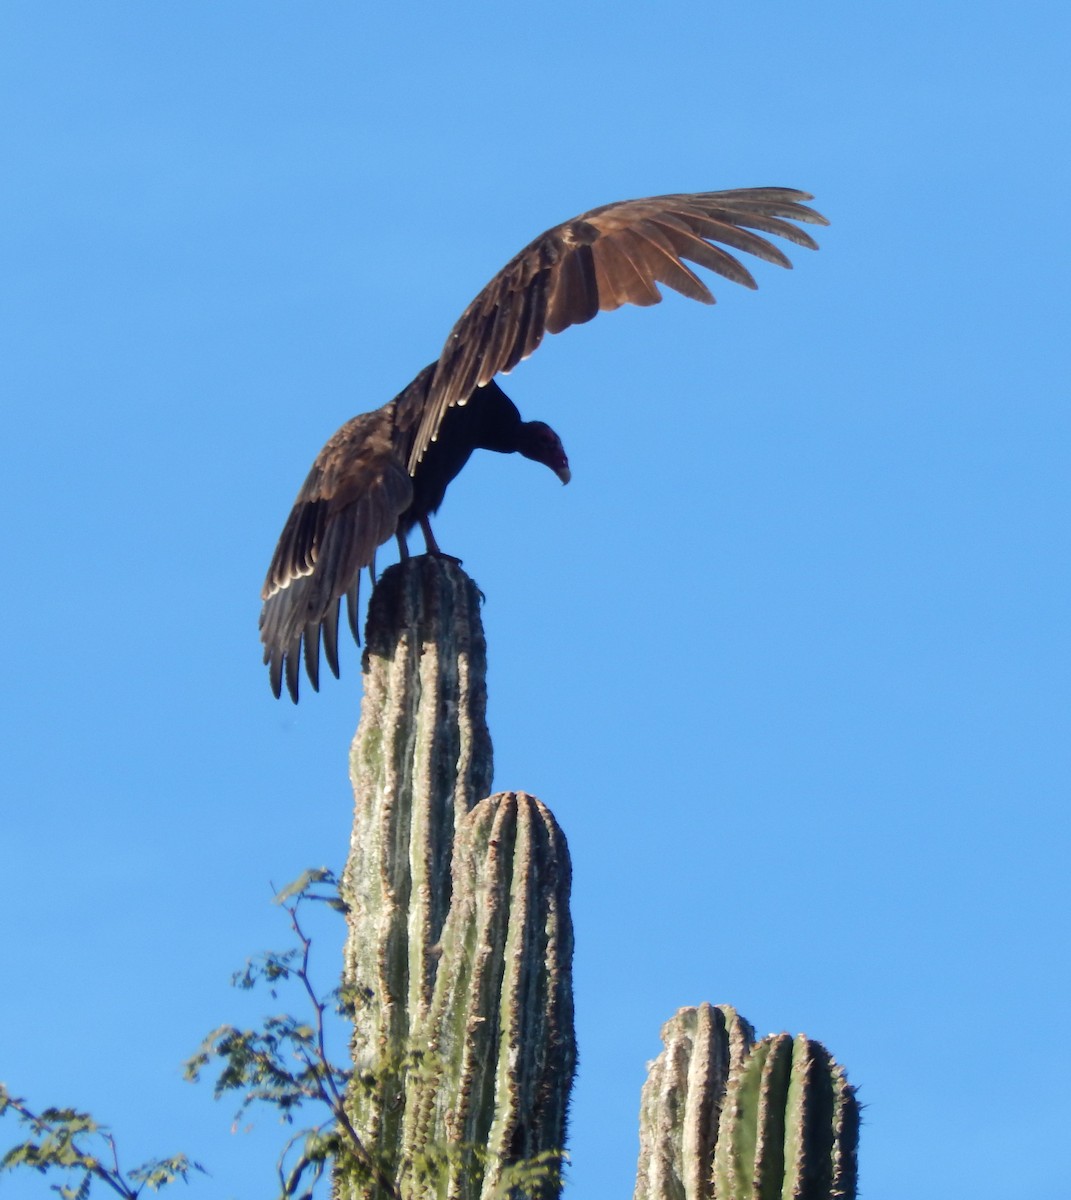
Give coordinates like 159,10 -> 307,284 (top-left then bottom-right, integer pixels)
322,601 -> 340,679
303,621 -> 321,692
658,211 -> 793,269
668,234 -> 759,289
268,649 -> 284,700
346,579 -> 361,645
700,205 -> 821,250
656,223 -> 764,286
690,188 -> 828,223
631,221 -> 714,303
285,637 -> 301,703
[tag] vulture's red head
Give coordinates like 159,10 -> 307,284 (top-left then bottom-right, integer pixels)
518,421 -> 571,484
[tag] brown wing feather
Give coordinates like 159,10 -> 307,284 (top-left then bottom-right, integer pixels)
545,242 -> 600,334
259,403 -> 414,700
407,187 -> 827,470
593,232 -> 664,310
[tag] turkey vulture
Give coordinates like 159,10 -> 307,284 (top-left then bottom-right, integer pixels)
261,187 -> 827,700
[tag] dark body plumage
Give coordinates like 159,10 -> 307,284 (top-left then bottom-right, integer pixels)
261,187 -> 828,699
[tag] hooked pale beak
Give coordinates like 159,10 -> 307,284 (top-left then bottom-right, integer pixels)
555,464 -> 572,485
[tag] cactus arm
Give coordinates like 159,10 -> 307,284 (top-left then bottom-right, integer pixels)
634,1003 -> 755,1200
407,792 -> 575,1200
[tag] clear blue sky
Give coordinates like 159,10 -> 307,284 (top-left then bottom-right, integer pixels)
4,3 -> 1069,1197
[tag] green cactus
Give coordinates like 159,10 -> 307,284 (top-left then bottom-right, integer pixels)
634,1004 -> 858,1200
338,559 -> 573,1200
343,558 -> 492,1038
711,1032 -> 858,1200
404,791 -> 575,1198
340,559 -> 494,1190
634,1004 -> 756,1200
337,557 -> 856,1200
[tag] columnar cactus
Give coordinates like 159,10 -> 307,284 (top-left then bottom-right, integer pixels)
336,556 -> 856,1200
338,559 -> 574,1200
344,560 -> 493,1043
634,1005 -> 858,1200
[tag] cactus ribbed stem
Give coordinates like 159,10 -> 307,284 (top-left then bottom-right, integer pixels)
340,559 -> 494,1192
711,1030 -> 858,1200
781,1037 -> 859,1200
634,1004 -> 755,1200
406,792 -> 575,1198
635,1009 -> 857,1200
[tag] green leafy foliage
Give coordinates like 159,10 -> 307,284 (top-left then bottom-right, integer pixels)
0,1083 -> 203,1199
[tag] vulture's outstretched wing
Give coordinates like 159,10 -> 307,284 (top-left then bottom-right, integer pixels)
259,401 -> 414,700
408,188 -> 827,471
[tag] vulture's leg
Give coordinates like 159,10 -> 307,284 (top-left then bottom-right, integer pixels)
418,514 -> 441,556
418,515 -> 462,564
396,528 -> 410,561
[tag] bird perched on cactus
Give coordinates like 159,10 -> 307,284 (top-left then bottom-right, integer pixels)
261,187 -> 827,700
